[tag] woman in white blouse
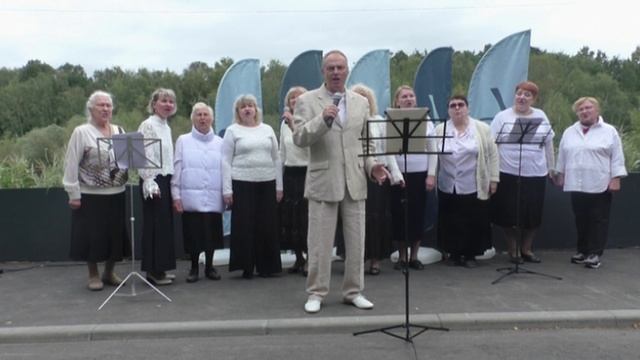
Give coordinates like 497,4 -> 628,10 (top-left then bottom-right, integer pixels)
222,94 -> 283,279
390,85 -> 436,270
351,84 -> 403,275
138,88 -> 177,285
428,95 -> 499,267
490,81 -> 555,264
279,86 -> 309,275
555,97 -> 627,269
171,103 -> 224,282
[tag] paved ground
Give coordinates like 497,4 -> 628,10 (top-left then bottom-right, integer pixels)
1,248 -> 639,343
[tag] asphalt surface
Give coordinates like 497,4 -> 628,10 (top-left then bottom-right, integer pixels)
1,248 -> 639,344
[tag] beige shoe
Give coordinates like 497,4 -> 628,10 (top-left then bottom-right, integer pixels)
102,273 -> 123,286
147,273 -> 172,286
87,277 -> 104,291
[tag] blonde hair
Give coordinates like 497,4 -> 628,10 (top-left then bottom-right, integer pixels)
350,84 -> 378,117
572,96 -> 600,113
285,86 -> 307,112
147,88 -> 177,116
393,85 -> 415,108
233,94 -> 263,124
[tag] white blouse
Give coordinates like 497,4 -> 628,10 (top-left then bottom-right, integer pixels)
137,115 -> 174,198
490,107 -> 555,177
279,120 -> 309,167
437,120 -> 478,195
556,117 -> 627,193
395,120 -> 435,173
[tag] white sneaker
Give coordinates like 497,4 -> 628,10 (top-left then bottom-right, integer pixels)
348,295 -> 374,310
304,298 -> 321,313
584,254 -> 601,269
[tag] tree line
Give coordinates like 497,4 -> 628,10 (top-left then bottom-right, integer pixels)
0,46 -> 639,188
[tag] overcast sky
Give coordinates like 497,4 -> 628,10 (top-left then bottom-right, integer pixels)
1,0 -> 637,75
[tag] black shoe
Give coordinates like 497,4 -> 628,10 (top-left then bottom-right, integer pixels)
522,253 -> 542,263
510,255 -> 524,265
242,270 -> 253,279
186,268 -> 199,283
394,260 -> 407,270
409,259 -> 425,270
463,259 -> 478,268
205,267 -> 221,280
368,267 -> 381,275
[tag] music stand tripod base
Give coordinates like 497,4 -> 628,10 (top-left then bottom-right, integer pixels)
492,262 -> 562,285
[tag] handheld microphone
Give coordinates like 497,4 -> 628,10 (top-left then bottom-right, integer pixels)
332,94 -> 342,106
281,106 -> 290,122
326,94 -> 343,122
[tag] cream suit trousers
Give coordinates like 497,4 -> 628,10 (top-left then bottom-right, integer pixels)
306,193 -> 365,302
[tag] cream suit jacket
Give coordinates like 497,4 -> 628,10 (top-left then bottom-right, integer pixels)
293,86 -> 376,202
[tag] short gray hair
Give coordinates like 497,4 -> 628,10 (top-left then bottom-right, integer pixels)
190,102 -> 214,121
85,90 -> 114,121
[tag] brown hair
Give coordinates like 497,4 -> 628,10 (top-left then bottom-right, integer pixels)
515,81 -> 539,98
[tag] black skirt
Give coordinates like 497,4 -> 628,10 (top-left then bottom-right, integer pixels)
140,175 -> 176,273
437,190 -> 492,257
365,180 -> 393,260
228,180 -> 282,275
391,171 -> 428,243
279,166 -> 308,252
491,172 -> 547,229
182,211 -> 224,255
70,192 -> 130,262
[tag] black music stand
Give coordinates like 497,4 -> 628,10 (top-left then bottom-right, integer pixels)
492,118 -> 562,285
96,132 -> 172,310
353,108 -> 449,342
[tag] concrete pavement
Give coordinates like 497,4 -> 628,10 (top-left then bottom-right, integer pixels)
1,248 -> 639,343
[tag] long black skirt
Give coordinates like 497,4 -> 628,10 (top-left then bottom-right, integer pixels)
437,190 -> 492,258
229,180 -> 282,275
182,211 -> 224,256
279,166 -> 308,252
140,175 -> 176,273
70,192 -> 130,262
391,171 -> 427,243
491,172 -> 546,229
365,180 -> 393,260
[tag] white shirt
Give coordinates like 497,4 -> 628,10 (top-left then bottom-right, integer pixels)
437,120 -> 478,195
491,107 -> 555,177
138,115 -> 174,178
368,115 -> 403,184
222,123 -> 283,196
395,121 -> 435,173
279,120 -> 309,167
556,117 -> 627,193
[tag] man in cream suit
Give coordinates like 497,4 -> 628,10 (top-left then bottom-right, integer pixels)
293,50 -> 388,313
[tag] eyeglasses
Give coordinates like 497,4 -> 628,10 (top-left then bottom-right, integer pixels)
449,102 -> 466,109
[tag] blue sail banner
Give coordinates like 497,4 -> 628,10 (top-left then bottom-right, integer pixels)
467,30 -> 531,121
214,58 -> 263,133
346,49 -> 391,115
413,47 -> 453,121
278,50 -> 323,113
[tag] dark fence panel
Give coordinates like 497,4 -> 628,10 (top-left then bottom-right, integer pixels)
1,174 -> 638,261
0,186 -> 185,261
